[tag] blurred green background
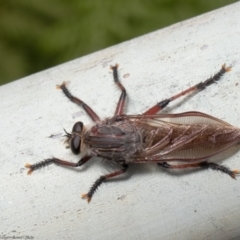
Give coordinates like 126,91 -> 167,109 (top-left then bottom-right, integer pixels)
0,0 -> 236,85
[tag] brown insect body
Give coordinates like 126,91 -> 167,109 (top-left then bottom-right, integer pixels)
81,112 -> 240,164
26,63 -> 239,202
84,119 -> 142,161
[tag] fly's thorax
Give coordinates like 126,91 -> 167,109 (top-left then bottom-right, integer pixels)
83,121 -> 143,160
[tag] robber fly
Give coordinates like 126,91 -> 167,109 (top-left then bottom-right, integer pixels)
25,63 -> 240,202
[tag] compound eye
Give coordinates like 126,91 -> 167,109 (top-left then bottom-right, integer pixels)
72,122 -> 83,133
70,136 -> 81,155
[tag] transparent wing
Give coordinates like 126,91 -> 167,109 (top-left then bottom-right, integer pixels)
119,111 -> 240,163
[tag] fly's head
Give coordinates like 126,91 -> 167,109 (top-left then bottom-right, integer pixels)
64,122 -> 84,155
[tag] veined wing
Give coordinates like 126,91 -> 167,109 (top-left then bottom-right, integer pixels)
119,111 -> 240,163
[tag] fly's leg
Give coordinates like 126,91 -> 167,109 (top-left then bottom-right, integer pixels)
25,155 -> 92,175
82,163 -> 129,203
158,161 -> 239,179
199,162 -> 239,179
110,64 -> 127,116
144,64 -> 231,115
56,82 -> 100,122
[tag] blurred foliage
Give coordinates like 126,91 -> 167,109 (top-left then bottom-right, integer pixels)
0,0 -> 236,85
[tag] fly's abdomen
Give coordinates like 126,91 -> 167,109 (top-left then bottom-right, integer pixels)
84,122 -> 142,160
137,123 -> 240,162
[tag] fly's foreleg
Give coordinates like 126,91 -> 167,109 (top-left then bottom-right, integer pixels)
110,64 -> 127,116
25,155 -> 92,175
143,64 -> 231,115
158,161 -> 239,179
82,163 -> 128,203
56,82 -> 100,122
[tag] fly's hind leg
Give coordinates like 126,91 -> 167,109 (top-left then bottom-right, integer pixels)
82,163 -> 129,203
199,162 -> 239,179
158,161 -> 239,179
144,64 -> 231,115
